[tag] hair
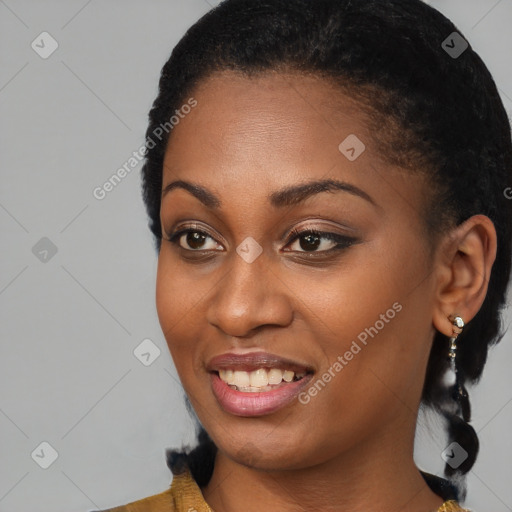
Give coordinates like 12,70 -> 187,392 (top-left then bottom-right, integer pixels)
141,0 -> 512,503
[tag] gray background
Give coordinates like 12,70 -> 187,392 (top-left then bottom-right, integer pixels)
0,1 -> 511,511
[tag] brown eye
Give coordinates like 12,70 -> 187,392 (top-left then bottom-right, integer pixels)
168,229 -> 223,251
285,229 -> 356,253
185,231 -> 207,249
297,233 -> 323,251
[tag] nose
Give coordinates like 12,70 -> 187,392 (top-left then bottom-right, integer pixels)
206,248 -> 294,339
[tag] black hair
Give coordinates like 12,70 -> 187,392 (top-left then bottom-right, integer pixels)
142,0 -> 512,503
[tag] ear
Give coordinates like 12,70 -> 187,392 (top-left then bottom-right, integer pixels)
432,215 -> 497,337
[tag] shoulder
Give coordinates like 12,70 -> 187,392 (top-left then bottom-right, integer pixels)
437,500 -> 473,512
93,469 -> 210,512
95,486 -> 174,512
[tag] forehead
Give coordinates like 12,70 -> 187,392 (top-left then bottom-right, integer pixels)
187,70 -> 366,124
160,70 -> 429,229
164,71 -> 374,182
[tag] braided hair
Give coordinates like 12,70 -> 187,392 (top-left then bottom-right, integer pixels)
141,0 -> 512,502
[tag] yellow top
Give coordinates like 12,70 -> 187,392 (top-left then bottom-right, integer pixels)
98,469 -> 470,512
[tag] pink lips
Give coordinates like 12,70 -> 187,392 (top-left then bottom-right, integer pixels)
210,372 -> 314,416
207,351 -> 315,417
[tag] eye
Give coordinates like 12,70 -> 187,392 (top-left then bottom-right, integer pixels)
167,228 -> 223,251
165,225 -> 358,255
284,228 -> 357,253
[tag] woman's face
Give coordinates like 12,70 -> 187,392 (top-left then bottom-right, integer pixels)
156,71 -> 439,470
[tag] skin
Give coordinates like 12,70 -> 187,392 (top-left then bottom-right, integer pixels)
155,71 -> 497,512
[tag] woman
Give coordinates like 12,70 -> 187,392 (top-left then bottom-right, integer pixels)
100,0 -> 511,510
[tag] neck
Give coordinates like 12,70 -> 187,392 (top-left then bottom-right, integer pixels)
202,423 -> 445,512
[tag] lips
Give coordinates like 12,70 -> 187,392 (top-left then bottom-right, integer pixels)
210,372 -> 314,416
206,351 -> 315,417
206,351 -> 314,374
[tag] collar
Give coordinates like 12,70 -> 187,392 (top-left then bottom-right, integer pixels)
171,468 -> 469,512
170,468 -> 214,512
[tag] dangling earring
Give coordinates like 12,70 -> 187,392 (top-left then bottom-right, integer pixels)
448,315 -> 464,372
447,315 -> 469,420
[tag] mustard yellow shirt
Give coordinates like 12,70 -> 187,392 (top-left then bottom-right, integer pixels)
97,468 -> 470,512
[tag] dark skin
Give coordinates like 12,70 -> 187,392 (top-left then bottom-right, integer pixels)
155,71 -> 497,512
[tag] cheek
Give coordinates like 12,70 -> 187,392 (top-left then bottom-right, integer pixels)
155,273 -> 196,392
155,247 -> 217,385
155,246 -> 202,329
295,243 -> 429,394
155,258 -> 178,335
155,249 -> 197,354
285,253 -> 401,343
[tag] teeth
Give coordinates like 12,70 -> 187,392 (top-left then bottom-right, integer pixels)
219,369 -> 236,385
268,368 -> 284,385
218,367 -> 306,390
250,369 -> 268,387
231,385 -> 272,392
233,370 -> 250,388
283,370 -> 294,382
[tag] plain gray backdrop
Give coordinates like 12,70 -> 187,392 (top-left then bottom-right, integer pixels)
1,1 -> 511,511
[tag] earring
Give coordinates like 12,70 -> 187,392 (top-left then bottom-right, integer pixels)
448,315 -> 464,372
447,315 -> 469,419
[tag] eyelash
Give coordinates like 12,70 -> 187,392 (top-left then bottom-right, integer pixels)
166,226 -> 357,256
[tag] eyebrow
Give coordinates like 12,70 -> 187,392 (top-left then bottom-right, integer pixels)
161,178 -> 377,209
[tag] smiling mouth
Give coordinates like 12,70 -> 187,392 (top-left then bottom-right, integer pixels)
215,368 -> 310,392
